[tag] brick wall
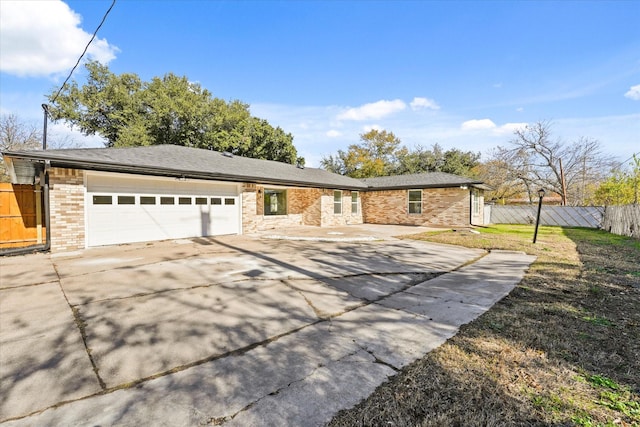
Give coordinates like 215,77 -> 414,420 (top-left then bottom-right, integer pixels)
244,186 -> 362,231
247,186 -> 322,231
241,183 -> 257,234
290,188 -> 322,226
320,189 -> 363,227
49,167 -> 85,252
362,188 -> 470,227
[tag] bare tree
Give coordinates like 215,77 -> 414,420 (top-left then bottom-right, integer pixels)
477,150 -> 530,204
489,121 -> 615,205
1,114 -> 42,181
0,114 -> 41,152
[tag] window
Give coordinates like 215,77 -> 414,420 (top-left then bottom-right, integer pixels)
140,196 -> 156,205
93,195 -> 112,205
408,190 -> 422,214
179,197 -> 192,205
351,191 -> 359,214
472,188 -> 481,214
118,195 -> 135,205
160,197 -> 175,205
195,197 -> 207,205
224,198 -> 235,205
264,189 -> 286,216
211,197 -> 222,205
334,190 -> 342,214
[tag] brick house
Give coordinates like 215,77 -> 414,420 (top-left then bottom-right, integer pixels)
2,145 -> 487,252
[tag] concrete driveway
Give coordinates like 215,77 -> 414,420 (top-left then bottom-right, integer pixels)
0,225 -> 536,426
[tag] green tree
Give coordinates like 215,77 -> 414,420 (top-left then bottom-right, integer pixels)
321,133 -> 480,179
47,61 -> 300,164
394,143 -> 480,176
321,129 -> 401,178
591,154 -> 640,205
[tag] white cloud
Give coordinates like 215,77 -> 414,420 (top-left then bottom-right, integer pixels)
461,119 -> 497,131
47,122 -> 106,148
326,129 -> 342,138
494,122 -> 528,135
516,107 -> 524,112
624,84 -> 640,100
337,99 -> 406,121
409,97 -> 440,111
461,119 -> 527,135
0,0 -> 119,77
363,124 -> 382,132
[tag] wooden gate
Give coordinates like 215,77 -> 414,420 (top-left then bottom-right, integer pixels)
0,183 -> 45,249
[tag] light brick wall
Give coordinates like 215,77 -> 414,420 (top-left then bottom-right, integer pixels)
241,183 -> 257,234
320,189 -> 363,227
290,188 -> 322,226
247,186 -> 322,231
362,188 -> 471,227
49,168 -> 85,252
243,186 -> 362,231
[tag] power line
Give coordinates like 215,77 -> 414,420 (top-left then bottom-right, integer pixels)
49,0 -> 117,106
615,153 -> 639,169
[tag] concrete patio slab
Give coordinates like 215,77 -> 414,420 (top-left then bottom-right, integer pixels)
0,283 -> 101,421
320,273 -> 430,301
82,279 -> 318,387
0,253 -> 58,289
0,226 -> 537,426
225,350 -> 394,427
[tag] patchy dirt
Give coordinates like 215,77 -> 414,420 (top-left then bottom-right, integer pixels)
328,226 -> 640,427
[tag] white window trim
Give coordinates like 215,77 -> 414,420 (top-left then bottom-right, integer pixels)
472,188 -> 481,215
351,191 -> 359,215
408,189 -> 422,215
334,190 -> 342,215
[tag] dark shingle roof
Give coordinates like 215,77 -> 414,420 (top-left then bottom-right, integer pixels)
2,145 -> 367,190
361,172 -> 482,190
2,145 -> 487,190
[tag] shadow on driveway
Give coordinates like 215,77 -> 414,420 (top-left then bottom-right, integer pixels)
1,231 -> 534,425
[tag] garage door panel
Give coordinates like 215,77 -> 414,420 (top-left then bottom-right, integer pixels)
86,174 -> 240,247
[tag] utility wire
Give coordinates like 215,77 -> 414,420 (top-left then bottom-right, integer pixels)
615,153 -> 639,170
49,0 -> 116,107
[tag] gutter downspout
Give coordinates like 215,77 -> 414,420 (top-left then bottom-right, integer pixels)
43,163 -> 51,251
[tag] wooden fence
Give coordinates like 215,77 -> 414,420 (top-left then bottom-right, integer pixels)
486,205 -> 604,228
0,183 -> 45,249
602,204 -> 640,239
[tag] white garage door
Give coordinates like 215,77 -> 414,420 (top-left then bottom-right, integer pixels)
86,173 -> 241,247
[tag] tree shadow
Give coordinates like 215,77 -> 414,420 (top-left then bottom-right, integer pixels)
1,236 -> 486,424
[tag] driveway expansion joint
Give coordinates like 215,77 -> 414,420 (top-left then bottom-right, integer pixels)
2,232 -> 533,426
54,267 -> 107,390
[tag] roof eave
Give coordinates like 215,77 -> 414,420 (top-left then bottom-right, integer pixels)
366,182 -> 484,191
3,152 -> 367,190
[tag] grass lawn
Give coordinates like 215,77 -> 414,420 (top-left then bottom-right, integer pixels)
328,225 -> 640,427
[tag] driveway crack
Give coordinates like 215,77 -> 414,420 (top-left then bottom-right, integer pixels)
52,262 -> 107,390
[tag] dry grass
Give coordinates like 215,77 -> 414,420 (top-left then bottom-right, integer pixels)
328,225 -> 640,427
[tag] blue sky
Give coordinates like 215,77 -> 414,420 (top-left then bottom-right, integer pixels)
1,0 -> 638,167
